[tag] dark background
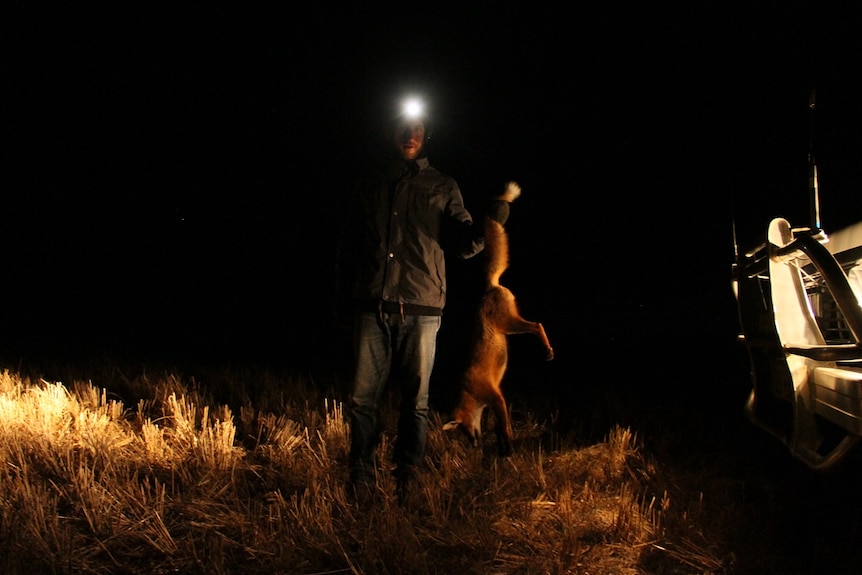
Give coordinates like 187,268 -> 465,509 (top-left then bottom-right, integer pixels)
5,6 -> 862,572
4,4 -> 862,388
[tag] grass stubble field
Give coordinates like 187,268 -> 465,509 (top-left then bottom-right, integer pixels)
1,344 -> 861,575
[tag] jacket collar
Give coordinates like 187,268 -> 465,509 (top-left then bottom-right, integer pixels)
400,156 -> 429,179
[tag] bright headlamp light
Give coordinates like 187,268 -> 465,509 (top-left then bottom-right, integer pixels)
401,97 -> 425,120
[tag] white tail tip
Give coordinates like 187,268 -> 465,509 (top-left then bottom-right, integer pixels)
501,181 -> 521,202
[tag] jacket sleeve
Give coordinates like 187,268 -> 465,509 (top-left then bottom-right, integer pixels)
443,184 -> 485,260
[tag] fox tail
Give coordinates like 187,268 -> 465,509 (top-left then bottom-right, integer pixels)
484,182 -> 520,288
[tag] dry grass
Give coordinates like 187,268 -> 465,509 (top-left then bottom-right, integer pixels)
0,363 -> 734,574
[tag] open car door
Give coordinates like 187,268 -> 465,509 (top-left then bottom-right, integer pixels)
733,218 -> 862,469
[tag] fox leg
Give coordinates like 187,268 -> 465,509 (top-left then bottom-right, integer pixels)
494,289 -> 554,360
487,390 -> 514,457
501,316 -> 554,361
532,322 -> 554,361
465,402 -> 484,447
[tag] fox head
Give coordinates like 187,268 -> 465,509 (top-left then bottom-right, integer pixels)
443,401 -> 485,447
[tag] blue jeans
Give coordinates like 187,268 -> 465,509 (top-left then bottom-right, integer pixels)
348,311 -> 441,484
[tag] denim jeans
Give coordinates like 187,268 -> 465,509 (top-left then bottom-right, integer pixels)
348,311 -> 441,484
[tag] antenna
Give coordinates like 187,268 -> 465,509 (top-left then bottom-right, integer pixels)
732,216 -> 739,260
809,89 -> 821,231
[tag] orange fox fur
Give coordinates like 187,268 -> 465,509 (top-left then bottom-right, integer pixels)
443,182 -> 554,456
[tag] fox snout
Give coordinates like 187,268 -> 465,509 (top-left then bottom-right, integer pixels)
442,419 -> 481,447
443,403 -> 484,447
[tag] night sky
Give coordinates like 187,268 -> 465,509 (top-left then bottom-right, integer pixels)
5,4 -> 862,394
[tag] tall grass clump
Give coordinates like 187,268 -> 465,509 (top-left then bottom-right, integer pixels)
0,364 -> 732,574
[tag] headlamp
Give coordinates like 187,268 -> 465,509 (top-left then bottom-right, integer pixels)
401,97 -> 425,120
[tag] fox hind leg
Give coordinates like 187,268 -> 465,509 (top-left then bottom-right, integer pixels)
500,316 -> 554,361
495,288 -> 554,360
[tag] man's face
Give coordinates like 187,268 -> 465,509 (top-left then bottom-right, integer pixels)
393,118 -> 425,160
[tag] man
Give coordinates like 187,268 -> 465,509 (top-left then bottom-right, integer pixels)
335,95 -> 510,506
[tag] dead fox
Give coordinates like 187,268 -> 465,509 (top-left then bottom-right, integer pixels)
443,182 -> 554,456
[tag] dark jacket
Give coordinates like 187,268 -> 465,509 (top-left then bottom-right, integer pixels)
335,156 -> 484,316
